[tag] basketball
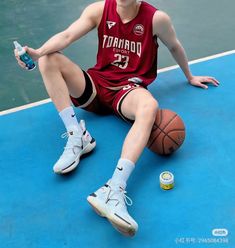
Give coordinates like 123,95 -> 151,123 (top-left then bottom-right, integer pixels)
147,109 -> 186,155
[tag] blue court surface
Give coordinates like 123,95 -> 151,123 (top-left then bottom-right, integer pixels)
0,52 -> 234,247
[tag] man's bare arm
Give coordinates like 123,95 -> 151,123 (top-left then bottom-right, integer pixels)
14,1 -> 104,66
153,11 -> 193,80
153,11 -> 219,88
38,1 -> 104,56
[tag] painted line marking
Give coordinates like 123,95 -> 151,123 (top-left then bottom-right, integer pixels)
0,99 -> 52,116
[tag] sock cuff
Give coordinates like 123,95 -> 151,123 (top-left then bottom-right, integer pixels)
59,106 -> 82,134
118,158 -> 135,167
59,106 -> 74,117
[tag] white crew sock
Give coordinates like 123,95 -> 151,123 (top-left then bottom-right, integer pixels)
111,158 -> 135,189
59,106 -> 82,134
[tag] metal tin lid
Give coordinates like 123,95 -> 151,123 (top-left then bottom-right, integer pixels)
159,171 -> 174,185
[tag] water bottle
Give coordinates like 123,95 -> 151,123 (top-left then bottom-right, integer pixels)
14,41 -> 36,71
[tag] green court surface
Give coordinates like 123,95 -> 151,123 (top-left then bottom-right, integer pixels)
0,0 -> 235,110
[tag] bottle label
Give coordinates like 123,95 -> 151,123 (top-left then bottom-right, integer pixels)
20,53 -> 36,70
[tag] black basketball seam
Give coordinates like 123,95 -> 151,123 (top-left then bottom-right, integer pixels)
162,128 -> 186,155
148,113 -> 178,148
148,128 -> 185,153
162,134 -> 166,154
163,132 -> 180,147
165,129 -> 185,146
163,128 -> 186,147
149,128 -> 182,150
151,109 -> 162,132
153,114 -> 177,138
148,110 -> 162,147
161,114 -> 178,131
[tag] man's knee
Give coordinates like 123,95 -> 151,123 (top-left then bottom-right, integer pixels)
38,52 -> 61,73
137,98 -> 158,121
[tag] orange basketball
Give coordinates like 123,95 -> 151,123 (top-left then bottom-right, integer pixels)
147,109 -> 186,155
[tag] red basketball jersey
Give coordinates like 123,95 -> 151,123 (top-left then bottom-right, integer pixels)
88,0 -> 158,87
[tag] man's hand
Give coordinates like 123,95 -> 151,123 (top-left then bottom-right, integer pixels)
14,46 -> 41,70
188,76 -> 220,89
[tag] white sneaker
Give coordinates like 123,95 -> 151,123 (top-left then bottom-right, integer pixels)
87,180 -> 138,237
53,120 -> 96,174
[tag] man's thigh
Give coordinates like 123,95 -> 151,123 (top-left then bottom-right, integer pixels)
51,52 -> 87,98
119,87 -> 157,121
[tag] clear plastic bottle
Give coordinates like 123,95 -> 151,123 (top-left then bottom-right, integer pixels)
14,41 -> 36,71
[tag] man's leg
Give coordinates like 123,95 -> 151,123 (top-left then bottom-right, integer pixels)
120,88 -> 158,162
38,53 -> 96,173
38,52 -> 86,112
87,88 -> 158,236
109,88 -> 158,187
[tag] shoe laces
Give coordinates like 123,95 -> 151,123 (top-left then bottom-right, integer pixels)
121,190 -> 133,206
61,132 -> 70,139
61,131 -> 82,152
107,187 -> 133,207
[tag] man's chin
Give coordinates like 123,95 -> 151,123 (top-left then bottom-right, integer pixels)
116,0 -> 135,8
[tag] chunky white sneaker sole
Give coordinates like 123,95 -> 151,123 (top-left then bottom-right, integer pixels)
87,195 -> 137,237
54,138 -> 96,174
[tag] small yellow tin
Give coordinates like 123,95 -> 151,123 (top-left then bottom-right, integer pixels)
159,171 -> 174,190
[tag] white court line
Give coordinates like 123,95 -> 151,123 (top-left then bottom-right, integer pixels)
158,49 -> 235,73
0,98 -> 52,116
1,49 -> 235,116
